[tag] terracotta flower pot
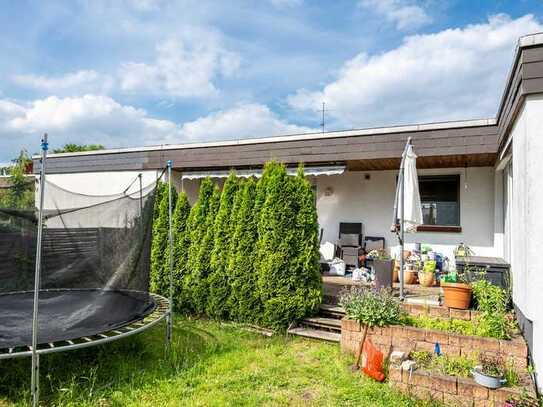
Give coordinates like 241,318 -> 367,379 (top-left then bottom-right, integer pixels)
441,282 -> 472,309
418,271 -> 435,287
403,270 -> 418,285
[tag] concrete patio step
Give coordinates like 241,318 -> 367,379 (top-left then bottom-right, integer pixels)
302,316 -> 342,332
403,296 -> 441,307
287,327 -> 341,343
319,304 -> 345,319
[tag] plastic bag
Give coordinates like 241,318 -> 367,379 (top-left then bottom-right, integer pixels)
329,258 -> 346,276
361,338 -> 385,382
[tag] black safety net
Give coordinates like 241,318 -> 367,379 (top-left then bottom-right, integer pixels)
0,173 -> 158,349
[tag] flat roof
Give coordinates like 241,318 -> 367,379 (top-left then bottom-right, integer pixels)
40,117 -> 496,159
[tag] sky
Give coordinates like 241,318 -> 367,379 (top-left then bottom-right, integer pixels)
0,0 -> 542,164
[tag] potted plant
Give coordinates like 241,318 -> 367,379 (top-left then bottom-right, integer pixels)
368,250 -> 394,289
339,287 -> 404,373
440,271 -> 472,309
403,255 -> 420,285
418,260 -> 436,287
472,355 -> 506,389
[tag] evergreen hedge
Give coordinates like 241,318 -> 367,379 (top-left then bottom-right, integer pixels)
256,163 -> 322,329
185,178 -> 220,314
150,181 -> 177,296
227,178 -> 261,322
207,173 -> 239,319
171,191 -> 191,311
151,161 -> 322,329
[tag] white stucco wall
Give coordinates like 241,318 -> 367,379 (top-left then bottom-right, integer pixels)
508,94 -> 543,389
315,167 -> 496,262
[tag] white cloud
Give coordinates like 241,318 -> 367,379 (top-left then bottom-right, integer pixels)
288,14 -> 543,128
11,70 -> 111,93
0,95 -> 181,153
359,0 -> 431,31
118,29 -> 241,98
0,96 -> 312,161
180,103 -> 314,141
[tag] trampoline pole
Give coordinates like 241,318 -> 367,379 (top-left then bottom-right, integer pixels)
166,160 -> 174,348
31,133 -> 48,407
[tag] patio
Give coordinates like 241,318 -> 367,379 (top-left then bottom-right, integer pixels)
322,273 -> 441,306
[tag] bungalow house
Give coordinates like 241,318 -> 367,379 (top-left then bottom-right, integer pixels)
33,32 -> 543,390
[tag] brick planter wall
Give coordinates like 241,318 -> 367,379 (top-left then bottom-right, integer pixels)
388,365 -> 537,407
341,319 -> 528,369
400,303 -> 480,321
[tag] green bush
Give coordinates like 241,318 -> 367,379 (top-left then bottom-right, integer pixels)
255,163 -> 322,329
340,287 -> 404,328
185,178 -> 220,314
409,351 -> 475,378
171,192 -> 191,311
227,178 -> 262,322
472,280 -> 515,339
405,315 -> 479,336
207,173 -> 239,319
150,181 -> 177,296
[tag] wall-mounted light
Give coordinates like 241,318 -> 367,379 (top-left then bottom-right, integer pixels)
324,187 -> 334,196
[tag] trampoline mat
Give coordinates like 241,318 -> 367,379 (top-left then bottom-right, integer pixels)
0,289 -> 156,349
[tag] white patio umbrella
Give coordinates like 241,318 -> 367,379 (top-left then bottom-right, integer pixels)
392,138 -> 423,299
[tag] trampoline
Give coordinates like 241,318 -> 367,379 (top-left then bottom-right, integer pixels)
0,137 -> 175,406
0,289 -> 168,359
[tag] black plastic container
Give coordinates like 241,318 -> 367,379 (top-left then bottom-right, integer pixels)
455,256 -> 510,289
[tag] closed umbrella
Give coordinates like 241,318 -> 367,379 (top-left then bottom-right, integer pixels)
392,138 -> 423,299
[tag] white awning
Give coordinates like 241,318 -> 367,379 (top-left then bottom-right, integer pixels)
181,165 -> 345,180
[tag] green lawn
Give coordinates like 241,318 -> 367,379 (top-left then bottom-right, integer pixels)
0,319 -> 439,406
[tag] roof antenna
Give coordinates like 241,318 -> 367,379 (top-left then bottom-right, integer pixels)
319,101 -> 332,134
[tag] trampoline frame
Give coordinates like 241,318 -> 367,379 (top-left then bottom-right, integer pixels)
4,135 -> 176,406
0,292 -> 169,360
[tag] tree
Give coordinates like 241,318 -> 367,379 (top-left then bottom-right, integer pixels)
255,162 -> 322,329
206,173 -> 239,319
53,144 -> 105,154
150,181 -> 177,296
185,178 -> 220,314
171,191 -> 191,312
227,178 -> 262,322
0,151 -> 34,209
290,165 -> 322,317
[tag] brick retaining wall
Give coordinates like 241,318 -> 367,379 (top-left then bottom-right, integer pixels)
388,365 -> 536,407
400,303 -> 480,321
341,319 -> 528,369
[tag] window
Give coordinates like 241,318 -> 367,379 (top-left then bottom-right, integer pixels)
418,175 -> 460,229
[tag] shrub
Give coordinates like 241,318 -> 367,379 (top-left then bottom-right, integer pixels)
150,181 -> 177,296
207,173 -> 239,319
185,178 -> 220,314
409,351 -> 475,378
171,192 -> 191,311
472,280 -> 515,339
340,287 -> 404,328
405,315 -> 479,337
255,163 -> 322,329
227,178 -> 262,322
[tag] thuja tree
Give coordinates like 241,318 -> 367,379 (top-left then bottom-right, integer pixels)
227,178 -> 262,322
185,178 -> 220,314
255,163 -> 322,328
150,181 -> 177,296
171,191 -> 191,311
290,165 -> 322,316
206,173 -> 239,319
